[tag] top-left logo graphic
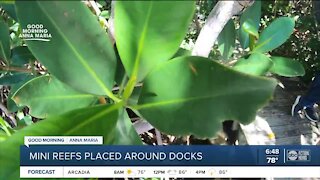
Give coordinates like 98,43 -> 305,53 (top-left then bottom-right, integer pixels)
19,24 -> 52,42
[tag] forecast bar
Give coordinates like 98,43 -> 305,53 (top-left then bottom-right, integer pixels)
20,166 -> 320,178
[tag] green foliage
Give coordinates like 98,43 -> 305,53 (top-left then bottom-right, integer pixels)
262,0 -> 320,82
12,76 -> 97,118
253,17 -> 295,53
218,20 -> 236,60
0,1 -> 283,140
0,116 -> 11,136
242,21 -> 259,39
0,1 -> 302,178
10,46 -> 35,66
114,1 -> 195,82
15,1 -> 117,98
137,56 -> 277,137
0,104 -> 121,180
0,3 -> 303,179
0,72 -> 33,85
7,76 -> 36,113
233,53 -> 273,76
0,19 -> 10,64
0,3 -> 18,21
239,1 -> 261,49
270,56 -> 305,77
110,109 -> 143,145
235,12 -> 304,78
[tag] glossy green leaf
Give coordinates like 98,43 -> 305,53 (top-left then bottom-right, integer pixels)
270,56 -> 305,77
253,17 -> 295,53
218,20 -> 236,60
0,72 -> 33,85
114,45 -> 128,88
10,46 -> 36,66
136,56 -> 277,138
0,131 -> 8,142
233,53 -> 273,76
110,109 -> 143,145
242,20 -> 259,38
128,86 -> 142,106
115,1 -> 195,81
0,104 -> 120,180
13,76 -> 97,118
15,1 -> 117,98
0,19 -> 10,64
239,1 -> 261,49
0,3 -> 17,21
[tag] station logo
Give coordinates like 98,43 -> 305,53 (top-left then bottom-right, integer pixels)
19,24 -> 52,42
286,150 -> 310,161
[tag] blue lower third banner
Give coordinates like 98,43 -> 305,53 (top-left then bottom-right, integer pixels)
20,145 -> 320,166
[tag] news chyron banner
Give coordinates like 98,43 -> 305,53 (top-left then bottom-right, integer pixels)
21,136 -> 320,178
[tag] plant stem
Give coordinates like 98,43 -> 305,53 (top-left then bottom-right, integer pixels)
249,34 -> 255,51
118,74 -> 128,97
122,75 -> 137,101
0,65 -> 34,73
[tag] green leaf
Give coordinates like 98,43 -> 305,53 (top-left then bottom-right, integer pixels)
270,56 -> 305,77
0,73 -> 33,85
0,131 -> 8,142
253,17 -> 295,53
115,1 -> 195,81
128,86 -> 142,106
218,20 -> 236,60
0,104 -> 120,180
15,1 -> 117,98
12,76 -> 97,118
110,109 -> 143,145
0,3 -> 18,21
114,45 -> 128,87
136,56 -> 277,138
10,46 -> 36,66
7,76 -> 35,113
233,53 -> 273,76
239,1 -> 261,49
242,20 -> 259,38
0,19 -> 10,64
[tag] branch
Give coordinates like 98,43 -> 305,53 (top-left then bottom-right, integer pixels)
107,1 -> 116,44
133,119 -> 154,135
192,0 -> 254,57
88,1 -> 110,29
87,0 -> 115,44
0,65 -> 33,73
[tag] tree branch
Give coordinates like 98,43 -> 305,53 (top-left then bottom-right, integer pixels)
107,1 -> 116,44
192,0 -> 254,57
0,65 -> 33,73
